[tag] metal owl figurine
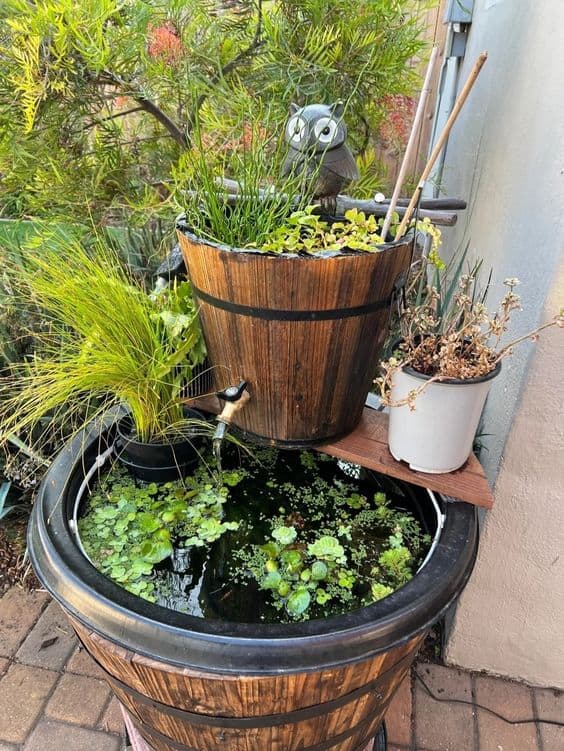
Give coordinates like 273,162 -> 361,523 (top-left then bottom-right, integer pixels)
282,101 -> 359,214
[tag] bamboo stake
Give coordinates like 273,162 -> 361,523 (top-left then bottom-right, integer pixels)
395,51 -> 488,241
381,46 -> 439,241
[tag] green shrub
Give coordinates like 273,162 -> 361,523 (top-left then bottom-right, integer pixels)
0,0 -> 431,224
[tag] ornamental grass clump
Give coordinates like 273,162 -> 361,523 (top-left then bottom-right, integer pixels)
0,235 -> 206,448
377,254 -> 564,407
180,112 -> 314,250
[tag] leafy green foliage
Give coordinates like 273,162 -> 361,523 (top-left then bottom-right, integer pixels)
255,206 -> 397,254
249,206 -> 442,255
236,453 -> 430,620
349,148 -> 390,200
79,465 -> 241,601
0,233 -> 206,447
0,0 -> 430,224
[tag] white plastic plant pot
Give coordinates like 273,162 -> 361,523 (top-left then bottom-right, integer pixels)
388,363 -> 501,474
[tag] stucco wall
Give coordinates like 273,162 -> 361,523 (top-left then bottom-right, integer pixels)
438,0 -> 564,686
445,267 -> 564,687
439,0 -> 564,478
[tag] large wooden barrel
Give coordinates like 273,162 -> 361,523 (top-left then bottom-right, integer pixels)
72,619 -> 420,751
177,227 -> 413,446
28,415 -> 478,751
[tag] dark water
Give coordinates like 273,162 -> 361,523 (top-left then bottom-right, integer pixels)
144,447 -> 432,623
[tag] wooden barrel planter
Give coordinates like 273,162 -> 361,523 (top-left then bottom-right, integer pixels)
28,414 -> 478,751
177,225 -> 414,447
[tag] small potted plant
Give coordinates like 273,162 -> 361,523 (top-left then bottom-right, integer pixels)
377,255 -> 563,473
176,110 -> 443,447
0,234 -> 210,481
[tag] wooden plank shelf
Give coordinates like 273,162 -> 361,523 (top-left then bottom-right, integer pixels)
187,398 -> 494,509
317,408 -> 494,509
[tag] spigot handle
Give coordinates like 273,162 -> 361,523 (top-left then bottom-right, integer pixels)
217,381 -> 248,403
216,382 -> 250,425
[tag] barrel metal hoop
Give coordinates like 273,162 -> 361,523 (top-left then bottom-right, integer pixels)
232,425 -> 352,449
192,284 -> 392,321
96,646 -> 412,729
130,707 -> 386,751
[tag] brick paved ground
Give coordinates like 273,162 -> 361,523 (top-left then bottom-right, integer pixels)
1,586 -> 563,751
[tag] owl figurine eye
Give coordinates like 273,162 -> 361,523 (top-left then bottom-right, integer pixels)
313,117 -> 338,144
287,115 -> 307,145
282,101 -> 359,213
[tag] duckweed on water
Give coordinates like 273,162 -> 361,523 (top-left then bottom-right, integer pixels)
79,448 -> 431,622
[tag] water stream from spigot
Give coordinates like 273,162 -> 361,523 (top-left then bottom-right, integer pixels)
212,422 -> 227,476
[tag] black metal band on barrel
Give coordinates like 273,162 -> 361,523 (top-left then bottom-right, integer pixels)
98,648 -> 411,730
234,425 -> 351,449
192,284 -> 392,321
129,706 -> 385,751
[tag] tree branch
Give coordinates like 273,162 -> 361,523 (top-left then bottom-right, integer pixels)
220,0 -> 264,78
99,71 -> 189,148
80,106 -> 145,133
359,114 -> 370,155
80,132 -> 173,158
96,1 -> 264,147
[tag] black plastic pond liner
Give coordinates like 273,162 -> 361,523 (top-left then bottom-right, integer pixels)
28,408 -> 478,675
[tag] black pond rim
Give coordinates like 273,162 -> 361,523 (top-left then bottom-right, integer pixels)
175,219 -> 415,258
28,407 -> 478,676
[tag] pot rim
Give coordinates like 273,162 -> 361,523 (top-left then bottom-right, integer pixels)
116,408 -> 206,449
176,219 -> 415,259
402,358 -> 502,386
28,408 -> 478,675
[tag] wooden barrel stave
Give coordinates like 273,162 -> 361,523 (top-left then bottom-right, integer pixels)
72,619 -> 421,715
110,658 -> 407,751
72,619 -> 422,751
177,232 -> 413,444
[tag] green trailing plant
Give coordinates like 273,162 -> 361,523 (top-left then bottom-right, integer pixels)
0,0 -> 431,224
255,207 -> 388,254
79,465 -> 241,600
253,207 -> 442,254
377,253 -> 564,407
0,234 -> 207,450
